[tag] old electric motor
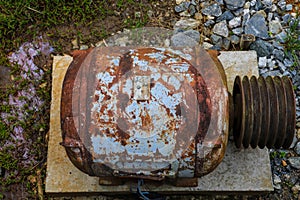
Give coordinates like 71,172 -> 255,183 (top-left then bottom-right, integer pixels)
60,46 -> 295,185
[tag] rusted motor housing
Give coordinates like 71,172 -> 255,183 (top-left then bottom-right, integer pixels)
60,46 -> 296,185
233,76 -> 296,149
61,47 -> 229,183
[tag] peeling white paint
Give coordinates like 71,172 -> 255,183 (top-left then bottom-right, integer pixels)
88,48 -> 200,172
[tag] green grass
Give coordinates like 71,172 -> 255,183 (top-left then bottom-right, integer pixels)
0,1 -> 153,198
0,0 -> 151,65
284,14 -> 300,68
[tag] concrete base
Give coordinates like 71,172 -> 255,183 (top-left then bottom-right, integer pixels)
46,51 -> 273,196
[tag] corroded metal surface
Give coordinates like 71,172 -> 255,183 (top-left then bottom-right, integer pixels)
46,51 -> 276,194
233,75 -> 296,149
60,47 -> 229,181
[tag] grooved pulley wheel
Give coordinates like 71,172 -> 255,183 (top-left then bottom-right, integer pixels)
233,76 -> 296,149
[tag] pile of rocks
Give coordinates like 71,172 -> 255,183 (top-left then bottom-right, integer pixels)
173,0 -> 300,126
172,0 -> 300,198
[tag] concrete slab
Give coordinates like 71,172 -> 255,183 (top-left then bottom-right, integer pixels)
46,50 -> 273,196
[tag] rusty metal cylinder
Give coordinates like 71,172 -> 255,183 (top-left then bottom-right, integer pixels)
233,76 -> 296,149
60,46 -> 296,185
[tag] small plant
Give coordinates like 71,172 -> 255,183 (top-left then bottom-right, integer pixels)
270,150 -> 287,159
0,37 -> 53,197
284,14 -> 300,68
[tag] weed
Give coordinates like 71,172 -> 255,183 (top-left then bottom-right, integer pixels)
284,14 -> 300,68
270,150 -> 287,160
0,0 -> 156,198
0,122 -> 9,140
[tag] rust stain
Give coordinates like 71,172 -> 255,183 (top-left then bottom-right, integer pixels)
61,46 -> 229,182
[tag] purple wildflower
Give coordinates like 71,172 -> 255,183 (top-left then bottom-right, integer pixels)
0,36 -> 53,171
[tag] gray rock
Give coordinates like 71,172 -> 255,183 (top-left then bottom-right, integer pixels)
250,39 -> 274,57
261,70 -> 282,77
278,0 -> 286,11
273,174 -> 281,184
175,5 -> 185,13
229,17 -> 242,28
282,14 -> 291,24
171,32 -> 198,47
258,56 -> 267,68
256,10 -> 267,18
294,142 -> 300,156
230,35 -> 240,44
183,30 -> 200,42
204,19 -> 216,27
79,44 -> 89,50
275,31 -> 287,43
262,0 -> 272,7
202,42 -> 214,49
269,20 -> 283,34
273,183 -> 282,190
279,69 -> 288,78
272,41 -> 284,50
271,4 -> 278,12
222,38 -> 231,50
210,45 -> 222,50
288,173 -> 298,185
215,0 -> 224,5
210,34 -> 223,45
232,8 -> 244,16
285,4 -> 293,11
173,28 -> 184,35
267,59 -> 275,69
259,68 -> 268,74
174,18 -> 201,29
213,20 -> 229,37
287,157 -> 300,169
232,27 -> 243,35
244,2 -> 251,9
242,12 -> 250,27
290,135 -> 298,149
290,69 -> 296,76
224,0 -> 246,10
245,13 -> 269,39
250,0 -> 256,7
179,10 -> 191,17
255,0 -> 263,10
284,70 -> 292,77
283,58 -> 294,67
189,5 -> 197,16
216,11 -> 235,22
202,3 -> 222,17
175,2 -> 190,13
267,12 -> 273,22
190,0 -> 197,6
273,49 -> 285,61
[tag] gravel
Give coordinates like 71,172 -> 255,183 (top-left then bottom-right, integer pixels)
173,0 -> 299,199
245,12 -> 269,39
212,20 -> 229,37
